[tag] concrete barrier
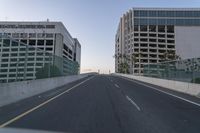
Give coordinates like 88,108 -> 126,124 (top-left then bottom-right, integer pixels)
113,73 -> 200,98
0,73 -> 93,107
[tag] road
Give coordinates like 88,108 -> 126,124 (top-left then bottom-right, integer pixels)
0,75 -> 200,133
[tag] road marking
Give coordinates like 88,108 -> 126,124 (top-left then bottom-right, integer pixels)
120,76 -> 200,107
114,84 -> 120,88
0,76 -> 95,128
126,95 -> 141,111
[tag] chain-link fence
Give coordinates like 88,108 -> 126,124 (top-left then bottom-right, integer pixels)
143,58 -> 200,84
0,34 -> 79,83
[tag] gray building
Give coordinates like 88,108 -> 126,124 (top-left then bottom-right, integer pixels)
115,8 -> 200,75
0,21 -> 81,83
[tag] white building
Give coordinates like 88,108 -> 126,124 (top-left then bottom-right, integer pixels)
0,21 -> 81,83
115,8 -> 200,75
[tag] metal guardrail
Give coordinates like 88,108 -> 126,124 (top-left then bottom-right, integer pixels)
143,58 -> 200,84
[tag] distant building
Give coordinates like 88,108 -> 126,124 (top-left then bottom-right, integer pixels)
0,21 -> 81,83
115,8 -> 200,75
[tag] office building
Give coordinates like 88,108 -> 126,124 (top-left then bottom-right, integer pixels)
0,21 -> 81,83
115,8 -> 200,75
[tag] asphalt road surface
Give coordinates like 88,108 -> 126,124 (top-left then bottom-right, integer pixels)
0,75 -> 200,133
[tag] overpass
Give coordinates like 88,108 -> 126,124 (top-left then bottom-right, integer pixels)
0,73 -> 200,133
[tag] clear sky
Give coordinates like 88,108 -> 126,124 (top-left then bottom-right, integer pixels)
1,0 -> 200,74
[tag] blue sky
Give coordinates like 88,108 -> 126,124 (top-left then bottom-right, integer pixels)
1,0 -> 200,73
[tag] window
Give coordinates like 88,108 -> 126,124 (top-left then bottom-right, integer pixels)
19,58 -> 25,61
11,48 -> 18,51
28,52 -> 35,56
158,44 -> 166,48
149,44 -> 157,47
141,43 -> 148,47
134,43 -> 139,47
140,11 -> 148,17
167,25 -> 174,33
149,11 -> 157,17
46,33 -> 53,38
3,39 -> 10,46
46,47 -> 53,51
140,19 -> 148,25
149,19 -> 157,25
166,11 -> 175,17
157,11 -> 166,17
149,39 -> 157,42
149,34 -> 157,37
9,69 -> 16,72
26,73 -> 33,77
19,53 -> 25,56
37,40 -> 44,46
158,34 -> 165,38
134,11 -> 139,17
140,25 -> 147,31
166,19 -> 175,25
134,38 -> 139,42
1,64 -> 8,67
20,33 -> 28,38
167,40 -> 175,43
12,33 -> 19,38
149,25 -> 156,32
167,35 -> 174,38
28,58 -> 35,61
134,25 -> 139,31
140,33 -> 147,37
21,39 -> 27,44
2,59 -> 8,62
140,38 -> 148,42
29,40 -> 36,46
37,33 -> 45,38
157,19 -> 166,25
175,11 -> 185,17
46,25 -> 55,29
12,41 -> 18,46
29,33 -> 36,38
158,39 -> 165,43
2,53 -> 9,57
46,40 -> 53,46
3,49 -> 9,52
167,45 -> 175,48
27,68 -> 34,71
158,25 -> 165,32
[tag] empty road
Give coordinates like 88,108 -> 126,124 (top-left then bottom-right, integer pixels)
0,75 -> 200,133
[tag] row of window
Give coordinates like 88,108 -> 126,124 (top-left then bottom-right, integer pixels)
132,33 -> 174,38
133,43 -> 175,48
133,25 -> 174,33
134,10 -> 200,18
133,38 -> 175,43
0,39 -> 54,47
134,18 -> 200,26
0,24 -> 55,29
0,33 -> 54,38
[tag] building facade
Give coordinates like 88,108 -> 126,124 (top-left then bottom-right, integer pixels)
0,21 -> 81,83
115,8 -> 200,75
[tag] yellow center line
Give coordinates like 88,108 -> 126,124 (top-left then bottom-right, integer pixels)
0,76 -> 95,128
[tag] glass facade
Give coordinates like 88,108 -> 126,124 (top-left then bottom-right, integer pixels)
134,10 -> 200,26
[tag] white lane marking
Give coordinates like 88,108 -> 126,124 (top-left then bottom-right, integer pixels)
121,76 -> 200,107
126,95 -> 141,111
0,76 -> 95,128
114,84 -> 120,88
